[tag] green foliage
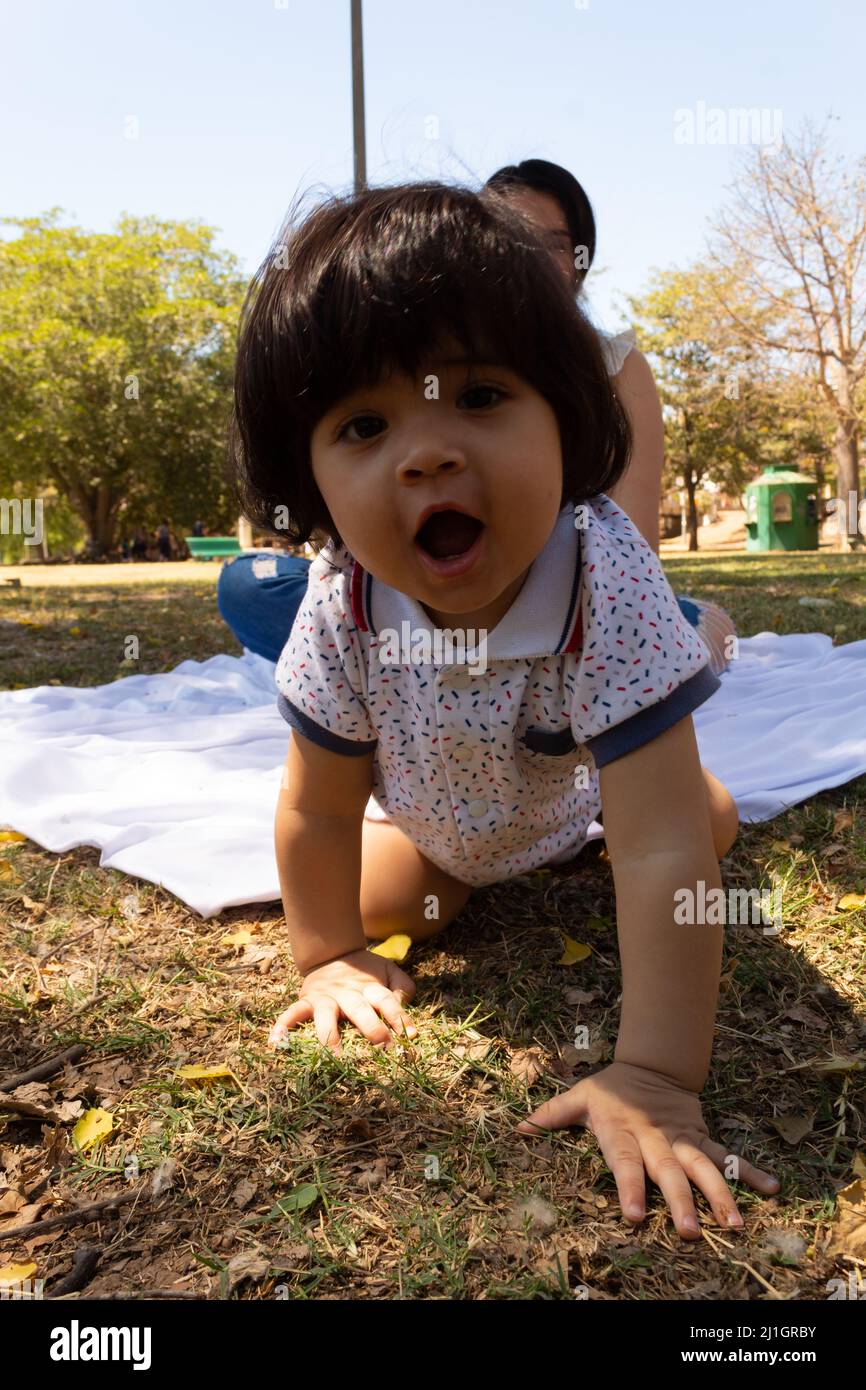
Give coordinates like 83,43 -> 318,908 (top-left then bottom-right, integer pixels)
627,263 -> 837,547
0,484 -> 84,563
0,209 -> 248,556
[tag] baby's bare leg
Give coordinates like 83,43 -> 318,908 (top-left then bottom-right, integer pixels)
359,772 -> 735,944
702,768 -> 739,858
360,817 -> 473,942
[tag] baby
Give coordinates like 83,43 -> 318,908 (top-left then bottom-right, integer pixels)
228,180 -> 780,1237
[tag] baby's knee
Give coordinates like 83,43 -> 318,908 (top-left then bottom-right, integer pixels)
360,819 -> 472,942
701,768 -> 738,859
712,787 -> 739,859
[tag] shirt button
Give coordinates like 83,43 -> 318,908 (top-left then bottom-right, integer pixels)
452,745 -> 472,763
467,798 -> 488,817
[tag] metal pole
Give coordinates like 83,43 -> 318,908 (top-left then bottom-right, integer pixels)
351,0 -> 367,191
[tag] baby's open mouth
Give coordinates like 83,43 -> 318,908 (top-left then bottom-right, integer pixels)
414,509 -> 484,560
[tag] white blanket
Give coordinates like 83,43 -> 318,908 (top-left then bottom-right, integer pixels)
1,633 -> 864,918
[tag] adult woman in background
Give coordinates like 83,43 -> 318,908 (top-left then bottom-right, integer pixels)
484,159 -> 733,672
485,159 -> 662,550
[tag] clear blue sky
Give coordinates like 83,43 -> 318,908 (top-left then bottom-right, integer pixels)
2,0 -> 863,331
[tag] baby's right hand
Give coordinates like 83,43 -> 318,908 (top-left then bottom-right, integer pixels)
268,947 -> 418,1053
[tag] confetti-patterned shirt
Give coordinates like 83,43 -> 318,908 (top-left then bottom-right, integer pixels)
274,497 -> 720,887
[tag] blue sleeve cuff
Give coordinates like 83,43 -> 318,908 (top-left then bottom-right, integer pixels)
586,664 -> 721,769
277,692 -> 378,756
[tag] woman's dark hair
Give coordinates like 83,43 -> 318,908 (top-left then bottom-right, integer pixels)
228,180 -> 629,548
485,159 -> 596,289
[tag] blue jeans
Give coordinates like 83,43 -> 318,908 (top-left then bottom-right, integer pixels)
217,552 -> 312,663
217,551 -> 706,664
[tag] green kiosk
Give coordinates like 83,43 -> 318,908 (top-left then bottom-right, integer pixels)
744,464 -> 819,552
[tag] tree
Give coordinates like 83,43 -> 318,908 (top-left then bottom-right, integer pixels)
756,370 -> 836,497
628,266 -> 779,549
629,259 -> 839,549
707,119 -> 866,549
0,209 -> 247,557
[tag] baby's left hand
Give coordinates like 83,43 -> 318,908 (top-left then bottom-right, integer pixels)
515,1060 -> 780,1238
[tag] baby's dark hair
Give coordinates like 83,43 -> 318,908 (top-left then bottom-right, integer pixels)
228,180 -> 631,548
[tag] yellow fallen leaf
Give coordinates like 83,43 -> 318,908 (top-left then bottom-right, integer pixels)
69,626 -> 81,636
838,893 -> 866,911
72,1107 -> 115,1152
369,934 -> 412,961
0,831 -> 26,843
852,1152 -> 866,1182
827,1177 -> 866,1259
558,935 -> 592,965
176,1063 -> 241,1088
0,1262 -> 37,1284
220,928 -> 255,949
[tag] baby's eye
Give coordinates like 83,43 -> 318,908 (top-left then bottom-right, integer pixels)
459,383 -> 506,410
337,414 -> 386,443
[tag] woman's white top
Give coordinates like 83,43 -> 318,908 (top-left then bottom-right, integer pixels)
598,324 -> 638,377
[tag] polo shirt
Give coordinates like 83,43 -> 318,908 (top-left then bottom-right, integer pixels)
274,496 -> 720,887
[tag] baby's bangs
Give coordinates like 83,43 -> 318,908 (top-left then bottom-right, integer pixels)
290,184 -> 559,421
229,180 -> 631,549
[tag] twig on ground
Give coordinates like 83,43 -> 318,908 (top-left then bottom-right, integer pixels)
89,924 -> 110,1001
53,1288 -> 203,1300
727,1258 -> 786,1298
0,1189 -> 142,1242
43,856 -> 72,908
0,1043 -> 87,1092
40,924 -> 99,961
49,1245 -> 101,1296
52,991 -> 108,1027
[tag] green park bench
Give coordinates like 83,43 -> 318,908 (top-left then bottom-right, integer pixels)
184,536 -> 243,561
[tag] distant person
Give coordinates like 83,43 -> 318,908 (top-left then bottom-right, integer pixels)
131,527 -> 148,562
192,519 -> 205,537
157,519 -> 172,561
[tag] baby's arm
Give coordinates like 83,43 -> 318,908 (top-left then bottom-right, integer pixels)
274,726 -> 372,973
517,713 -> 779,1234
268,728 -> 417,1051
601,713 -> 722,1091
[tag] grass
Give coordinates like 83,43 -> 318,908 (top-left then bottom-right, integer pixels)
0,550 -> 865,1301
